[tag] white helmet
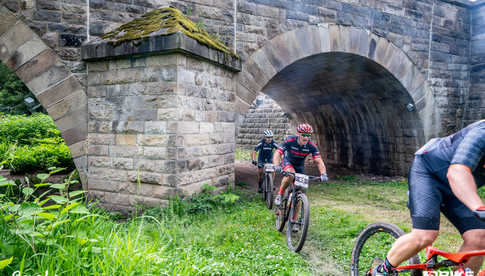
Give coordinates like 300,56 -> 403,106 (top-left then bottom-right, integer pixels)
264,129 -> 273,137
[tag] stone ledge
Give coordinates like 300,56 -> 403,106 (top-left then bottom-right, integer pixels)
81,32 -> 241,72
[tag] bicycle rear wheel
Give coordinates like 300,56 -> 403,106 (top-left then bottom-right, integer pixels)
265,173 -> 273,210
350,222 -> 421,276
286,193 -> 310,252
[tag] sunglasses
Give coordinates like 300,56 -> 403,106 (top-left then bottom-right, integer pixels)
300,133 -> 312,137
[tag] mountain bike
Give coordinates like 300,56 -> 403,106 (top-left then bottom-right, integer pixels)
262,163 -> 275,210
350,222 -> 485,276
274,171 -> 320,252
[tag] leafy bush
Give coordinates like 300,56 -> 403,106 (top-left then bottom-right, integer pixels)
7,143 -> 74,173
0,113 -> 60,146
145,184 -> 241,220
0,169 -> 89,274
0,114 -> 73,173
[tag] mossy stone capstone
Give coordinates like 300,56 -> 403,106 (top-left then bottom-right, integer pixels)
101,7 -> 236,57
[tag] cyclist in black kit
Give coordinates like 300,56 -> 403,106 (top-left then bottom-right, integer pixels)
273,123 -> 328,207
252,129 -> 278,193
372,120 -> 485,275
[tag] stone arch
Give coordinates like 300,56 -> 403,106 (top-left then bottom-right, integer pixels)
0,6 -> 88,186
237,24 -> 429,115
237,24 -> 432,175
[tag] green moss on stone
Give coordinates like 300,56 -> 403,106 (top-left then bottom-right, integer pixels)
102,7 -> 237,57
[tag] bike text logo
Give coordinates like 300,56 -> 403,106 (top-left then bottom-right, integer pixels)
424,271 -> 473,276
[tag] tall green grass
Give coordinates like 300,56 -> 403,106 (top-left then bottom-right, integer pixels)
1,189 -> 310,275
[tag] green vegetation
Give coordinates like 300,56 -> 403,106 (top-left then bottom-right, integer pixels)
0,62 -> 41,115
0,114 -> 73,173
0,181 -> 310,275
0,169 -> 475,274
235,147 -> 252,161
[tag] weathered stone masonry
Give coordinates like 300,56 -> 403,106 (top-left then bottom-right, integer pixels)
2,0 -> 485,209
86,54 -> 238,210
81,9 -> 241,209
467,3 -> 485,125
236,94 -> 292,148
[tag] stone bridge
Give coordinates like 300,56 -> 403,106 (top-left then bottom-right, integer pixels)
0,0 -> 484,210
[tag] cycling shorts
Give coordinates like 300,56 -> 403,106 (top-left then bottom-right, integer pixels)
282,156 -> 305,174
258,156 -> 272,168
408,155 -> 485,234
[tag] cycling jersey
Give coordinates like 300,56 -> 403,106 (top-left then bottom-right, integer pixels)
254,139 -> 278,164
408,120 -> 485,233
416,120 -> 485,182
276,135 -> 322,170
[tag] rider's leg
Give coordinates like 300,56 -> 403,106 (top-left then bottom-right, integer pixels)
278,159 -> 295,196
291,164 -> 305,221
375,155 -> 442,273
442,192 -> 485,273
257,167 -> 263,183
278,168 -> 295,195
257,167 -> 263,192
386,229 -> 438,266
460,229 -> 485,273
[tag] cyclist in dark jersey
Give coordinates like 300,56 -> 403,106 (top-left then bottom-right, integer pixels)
372,120 -> 485,275
273,123 -> 328,207
251,129 -> 278,193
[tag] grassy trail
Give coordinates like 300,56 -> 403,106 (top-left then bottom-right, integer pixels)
235,158 -> 466,275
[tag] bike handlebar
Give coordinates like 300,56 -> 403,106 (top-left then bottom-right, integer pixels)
281,171 -> 321,181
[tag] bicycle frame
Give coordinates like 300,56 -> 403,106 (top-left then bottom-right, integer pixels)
394,246 -> 485,275
280,172 -> 319,220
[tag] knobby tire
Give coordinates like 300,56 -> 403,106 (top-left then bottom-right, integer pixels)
350,222 -> 421,276
286,192 -> 310,252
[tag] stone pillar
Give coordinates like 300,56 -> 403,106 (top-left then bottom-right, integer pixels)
81,8 -> 241,211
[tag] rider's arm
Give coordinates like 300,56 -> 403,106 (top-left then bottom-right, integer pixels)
273,140 -> 287,167
273,148 -> 282,166
251,150 -> 257,162
252,142 -> 262,162
448,126 -> 485,211
309,142 -> 327,175
314,157 -> 327,175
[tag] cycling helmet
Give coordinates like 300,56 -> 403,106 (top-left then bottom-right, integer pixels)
297,123 -> 313,134
263,129 -> 274,137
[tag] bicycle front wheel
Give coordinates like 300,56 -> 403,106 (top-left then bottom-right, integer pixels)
265,173 -> 273,210
350,222 -> 421,276
275,191 -> 288,232
286,192 -> 310,252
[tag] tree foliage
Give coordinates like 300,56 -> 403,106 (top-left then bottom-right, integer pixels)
0,62 -> 41,115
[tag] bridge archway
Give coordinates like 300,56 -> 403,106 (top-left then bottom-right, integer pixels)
237,25 -> 433,175
0,6 -> 88,184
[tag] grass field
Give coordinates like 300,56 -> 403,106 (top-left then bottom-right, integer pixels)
1,167 -> 475,275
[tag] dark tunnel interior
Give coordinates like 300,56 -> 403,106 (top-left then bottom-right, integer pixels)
261,52 -> 425,176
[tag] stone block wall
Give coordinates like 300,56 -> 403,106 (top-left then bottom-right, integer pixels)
429,1 -> 471,134
1,0 -> 89,77
467,4 -> 485,124
1,0 -> 482,133
236,94 -> 292,148
86,53 -> 236,210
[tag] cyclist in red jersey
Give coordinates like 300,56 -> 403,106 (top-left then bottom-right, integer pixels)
273,123 -> 328,211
